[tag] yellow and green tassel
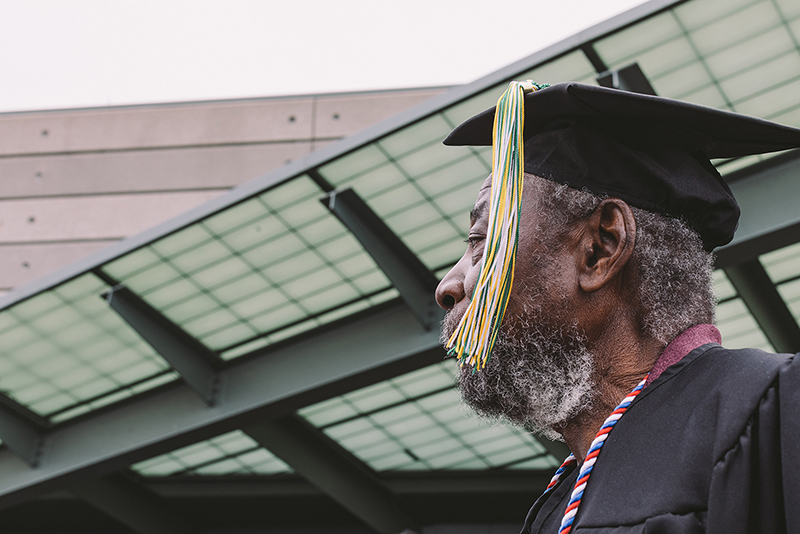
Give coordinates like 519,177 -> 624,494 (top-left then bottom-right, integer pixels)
446,80 -> 549,371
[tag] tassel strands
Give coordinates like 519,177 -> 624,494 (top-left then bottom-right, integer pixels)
446,80 -> 549,371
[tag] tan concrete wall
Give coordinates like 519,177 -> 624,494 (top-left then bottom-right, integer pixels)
0,87 -> 448,292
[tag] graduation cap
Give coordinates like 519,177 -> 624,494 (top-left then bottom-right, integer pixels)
443,81 -> 800,370
445,82 -> 800,251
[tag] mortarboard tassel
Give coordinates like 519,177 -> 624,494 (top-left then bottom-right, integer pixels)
446,80 -> 549,371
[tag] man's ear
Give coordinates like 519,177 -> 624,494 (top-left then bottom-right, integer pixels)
577,199 -> 636,293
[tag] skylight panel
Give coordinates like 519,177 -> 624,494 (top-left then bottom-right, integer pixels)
702,26 -> 795,81
132,430 -> 292,477
299,362 -> 560,473
685,1 -> 781,56
673,0 -> 760,31
594,12 -> 684,69
722,52 -> 800,106
713,269 -> 773,351
716,298 -> 774,351
0,274 -> 174,422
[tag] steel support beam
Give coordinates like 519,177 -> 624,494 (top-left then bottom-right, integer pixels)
0,0 -> 684,317
20,471 -> 555,529
145,470 -> 554,499
0,396 -> 47,466
0,303 -> 444,508
246,415 -> 418,534
321,188 -> 439,330
716,151 -> 800,268
580,43 -> 609,74
99,277 -> 220,405
724,260 -> 800,354
597,63 -> 657,95
71,473 -> 194,534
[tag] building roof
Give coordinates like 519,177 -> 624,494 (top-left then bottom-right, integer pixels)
0,0 -> 799,531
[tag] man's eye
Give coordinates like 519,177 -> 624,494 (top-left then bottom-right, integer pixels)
465,236 -> 485,248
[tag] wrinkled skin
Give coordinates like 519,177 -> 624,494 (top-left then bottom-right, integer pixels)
436,176 -> 594,439
435,174 -> 658,460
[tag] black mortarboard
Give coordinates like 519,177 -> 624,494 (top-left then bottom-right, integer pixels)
443,82 -> 800,250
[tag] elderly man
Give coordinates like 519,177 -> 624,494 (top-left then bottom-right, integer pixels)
434,82 -> 800,533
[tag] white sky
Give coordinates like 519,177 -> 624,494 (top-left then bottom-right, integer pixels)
0,0 -> 649,113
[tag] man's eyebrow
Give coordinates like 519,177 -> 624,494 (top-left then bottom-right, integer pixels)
470,202 -> 487,224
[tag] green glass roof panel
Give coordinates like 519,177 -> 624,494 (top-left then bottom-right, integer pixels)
713,269 -> 737,302
760,241 -> 800,283
390,140 -> 467,178
320,145 -> 391,185
0,273 -> 174,421
736,78 -> 800,120
132,430 -> 292,477
777,278 -> 800,322
300,362 -> 560,472
777,0 -> 800,19
151,225 -> 214,258
676,83 -> 729,109
721,53 -> 800,106
687,1 -> 781,57
413,153 -> 490,199
325,157 -> 404,201
592,0 -> 800,133
594,11 -> 684,69
649,60 -> 714,100
377,114 -> 454,160
703,26 -> 795,82
103,247 -> 162,282
2,0 -> 797,431
716,298 -> 773,351
713,267 -> 774,350
673,0 -> 759,31
104,175 -> 390,355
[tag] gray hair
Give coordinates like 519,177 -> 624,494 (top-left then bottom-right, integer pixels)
528,175 -> 715,345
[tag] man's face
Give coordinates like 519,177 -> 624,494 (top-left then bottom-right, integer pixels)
435,175 -> 595,437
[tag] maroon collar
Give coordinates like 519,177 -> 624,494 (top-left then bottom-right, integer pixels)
643,324 -> 721,389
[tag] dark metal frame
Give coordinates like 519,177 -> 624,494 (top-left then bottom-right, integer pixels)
0,0 -> 684,314
0,303 -> 443,509
321,188 -> 439,330
1,0 -> 799,531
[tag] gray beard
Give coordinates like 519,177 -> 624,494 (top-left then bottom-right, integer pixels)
441,302 -> 595,441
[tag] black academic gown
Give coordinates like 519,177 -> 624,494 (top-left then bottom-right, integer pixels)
523,343 -> 800,533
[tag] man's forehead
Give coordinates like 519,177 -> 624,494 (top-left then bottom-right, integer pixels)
470,178 -> 493,223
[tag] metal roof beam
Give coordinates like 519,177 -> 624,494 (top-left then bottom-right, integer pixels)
0,303 -> 444,508
724,260 -> 800,353
0,0 -> 683,315
597,63 -> 657,95
246,415 -> 418,534
142,470 -> 554,498
97,273 -> 220,405
71,473 -> 194,534
321,187 -> 439,329
0,396 -> 46,466
716,150 -> 800,268
581,44 -> 609,73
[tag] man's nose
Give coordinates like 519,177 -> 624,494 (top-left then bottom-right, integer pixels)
435,269 -> 465,310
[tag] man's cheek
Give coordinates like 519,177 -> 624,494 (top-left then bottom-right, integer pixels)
464,266 -> 480,300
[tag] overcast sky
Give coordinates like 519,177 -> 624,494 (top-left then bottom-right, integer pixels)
0,0 -> 649,113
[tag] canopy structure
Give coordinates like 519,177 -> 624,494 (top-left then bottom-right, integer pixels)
0,0 -> 799,531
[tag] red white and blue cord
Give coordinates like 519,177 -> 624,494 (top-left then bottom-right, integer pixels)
539,374 -> 649,534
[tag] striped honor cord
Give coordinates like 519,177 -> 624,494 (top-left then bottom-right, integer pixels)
542,375 -> 649,534
446,80 -> 549,371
